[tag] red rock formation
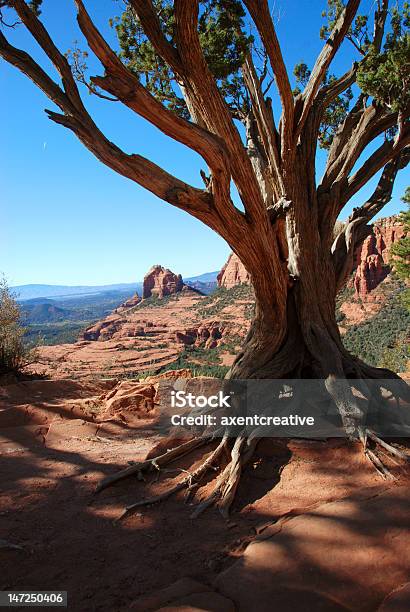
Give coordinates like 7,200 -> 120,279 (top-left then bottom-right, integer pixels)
116,293 -> 141,311
353,217 -> 405,300
143,265 -> 184,299
217,253 -> 250,288
218,217 -> 404,300
175,323 -> 223,349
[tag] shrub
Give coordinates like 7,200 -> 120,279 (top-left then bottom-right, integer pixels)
0,277 -> 33,376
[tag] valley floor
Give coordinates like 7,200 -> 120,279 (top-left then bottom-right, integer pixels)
1,377 -> 410,611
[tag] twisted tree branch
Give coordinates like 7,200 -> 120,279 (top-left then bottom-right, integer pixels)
243,0 -> 294,157
297,0 -> 360,139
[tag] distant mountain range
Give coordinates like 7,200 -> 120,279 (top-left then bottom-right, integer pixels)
12,271 -> 219,301
12,282 -> 140,301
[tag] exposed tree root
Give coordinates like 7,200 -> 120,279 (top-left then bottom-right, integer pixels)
365,429 -> 409,462
115,435 -> 230,522
96,354 -> 409,522
191,436 -> 259,519
360,427 -> 409,480
95,436 -> 210,493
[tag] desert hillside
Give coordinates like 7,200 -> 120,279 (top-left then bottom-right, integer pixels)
29,215 -> 408,380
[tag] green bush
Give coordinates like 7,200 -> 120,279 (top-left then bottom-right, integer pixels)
0,277 -> 34,376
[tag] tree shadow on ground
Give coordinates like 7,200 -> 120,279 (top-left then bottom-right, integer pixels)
1,382 -> 410,611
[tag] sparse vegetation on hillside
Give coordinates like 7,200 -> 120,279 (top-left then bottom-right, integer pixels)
128,293 -> 183,312
194,284 -> 253,318
342,291 -> 410,370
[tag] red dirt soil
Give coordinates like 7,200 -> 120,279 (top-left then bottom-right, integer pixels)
1,378 -> 409,611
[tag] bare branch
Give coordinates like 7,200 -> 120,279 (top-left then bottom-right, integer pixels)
296,0 -> 360,138
373,0 -> 389,53
45,108 -> 213,218
173,0 -> 267,221
348,148 -> 409,227
11,0 -> 84,111
322,101 -> 401,193
343,127 -> 410,203
243,0 -> 294,156
75,0 -> 231,191
0,22 -> 213,223
242,54 -> 283,196
320,64 -> 357,108
0,30 -> 70,113
332,147 -> 409,290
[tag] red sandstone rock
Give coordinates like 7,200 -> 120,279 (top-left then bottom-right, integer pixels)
354,242 -> 387,300
99,381 -> 157,421
217,253 -> 250,288
352,216 -> 405,300
116,293 -> 141,311
375,216 -> 405,264
143,265 -> 184,299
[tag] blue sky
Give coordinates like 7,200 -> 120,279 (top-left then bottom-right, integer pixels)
1,0 -> 408,286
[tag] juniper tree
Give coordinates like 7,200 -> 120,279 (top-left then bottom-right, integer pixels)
1,0 -> 409,515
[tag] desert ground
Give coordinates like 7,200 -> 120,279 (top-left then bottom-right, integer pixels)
1,373 -> 409,611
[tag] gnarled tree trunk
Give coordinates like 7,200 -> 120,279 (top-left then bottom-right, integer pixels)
1,0 -> 408,519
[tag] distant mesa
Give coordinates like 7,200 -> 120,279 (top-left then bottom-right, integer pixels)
143,265 -> 185,299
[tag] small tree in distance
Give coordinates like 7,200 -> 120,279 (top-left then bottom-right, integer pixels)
1,0 -> 409,515
0,276 -> 30,376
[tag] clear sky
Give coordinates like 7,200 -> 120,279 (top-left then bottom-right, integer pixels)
1,0 -> 408,286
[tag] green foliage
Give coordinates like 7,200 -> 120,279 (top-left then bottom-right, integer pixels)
321,1 -> 371,52
379,332 -> 409,372
110,0 -> 253,118
391,187 -> 410,282
317,1 -> 409,145
28,0 -> 42,16
353,2 -> 410,114
132,293 -> 180,310
159,350 -> 229,378
0,277 -> 33,375
342,293 -> 410,369
24,322 -> 91,346
357,32 -> 410,114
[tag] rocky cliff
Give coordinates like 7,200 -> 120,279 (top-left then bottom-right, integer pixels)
217,253 -> 251,288
143,265 -> 184,299
353,216 -> 405,300
218,216 -> 405,301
